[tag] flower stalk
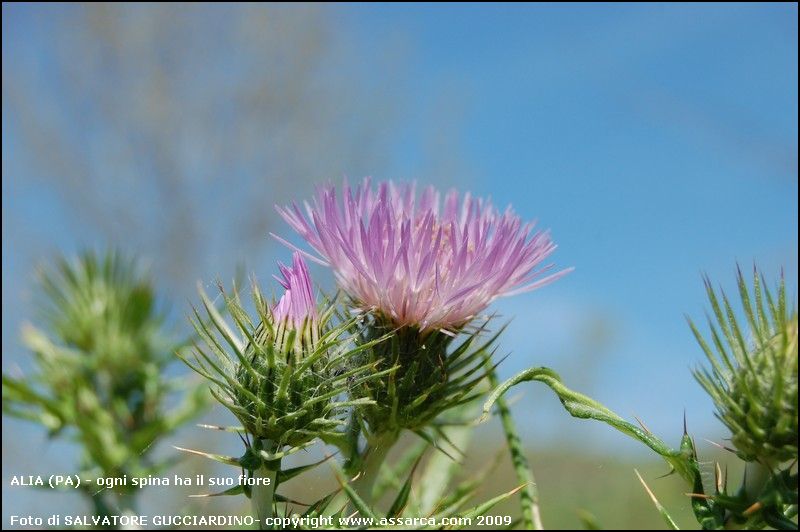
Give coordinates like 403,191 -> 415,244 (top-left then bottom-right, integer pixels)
251,439 -> 279,527
486,362 -> 543,530
351,431 -> 400,507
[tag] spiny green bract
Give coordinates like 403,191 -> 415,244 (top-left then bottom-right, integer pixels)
690,266 -> 798,464
351,312 -> 504,436
231,318 -> 329,446
183,283 -> 383,450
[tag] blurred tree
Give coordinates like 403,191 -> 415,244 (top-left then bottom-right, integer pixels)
3,3 -> 404,287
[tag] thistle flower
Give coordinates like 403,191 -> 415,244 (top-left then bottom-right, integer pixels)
271,252 -> 320,358
690,267 -> 798,465
275,178 -> 570,332
272,252 -> 318,330
180,252 -> 390,519
276,179 -> 570,459
184,253 -> 343,448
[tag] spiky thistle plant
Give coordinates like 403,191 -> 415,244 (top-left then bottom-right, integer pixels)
687,265 -> 798,529
179,252 -> 391,525
275,422 -> 529,531
276,178 -> 570,507
690,266 -> 797,465
2,251 -> 208,518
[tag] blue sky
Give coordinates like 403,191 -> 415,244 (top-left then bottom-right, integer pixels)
328,3 -> 799,442
3,3 -> 798,454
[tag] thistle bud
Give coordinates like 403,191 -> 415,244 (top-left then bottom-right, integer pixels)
230,253 -> 325,447
691,267 -> 798,465
184,252 -> 375,451
183,252 -> 390,523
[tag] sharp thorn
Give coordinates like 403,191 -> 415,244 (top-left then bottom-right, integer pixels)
657,468 -> 677,480
743,501 -> 763,517
703,438 -> 737,454
634,415 -> 653,434
634,469 -> 658,503
723,464 -> 729,492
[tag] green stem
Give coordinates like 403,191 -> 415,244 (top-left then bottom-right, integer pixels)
723,461 -> 774,529
251,440 -> 279,529
85,489 -> 137,530
351,432 -> 399,508
87,491 -> 115,529
116,492 -> 137,516
487,367 -> 544,530
743,460 -> 772,499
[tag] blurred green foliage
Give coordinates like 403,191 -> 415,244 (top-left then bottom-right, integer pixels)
2,251 -> 208,515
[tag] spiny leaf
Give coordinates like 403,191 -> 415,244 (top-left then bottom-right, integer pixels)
277,456 -> 333,485
302,490 -> 339,518
330,462 -> 378,519
375,440 -> 429,503
431,448 -> 505,518
258,441 -> 314,462
460,484 -> 527,519
387,453 -> 424,517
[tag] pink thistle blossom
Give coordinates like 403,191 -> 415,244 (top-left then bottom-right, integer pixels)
275,178 -> 570,332
272,252 -> 317,330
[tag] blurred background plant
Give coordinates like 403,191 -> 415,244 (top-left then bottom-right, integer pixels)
692,268 -> 798,467
2,251 -> 208,517
2,3 -> 421,288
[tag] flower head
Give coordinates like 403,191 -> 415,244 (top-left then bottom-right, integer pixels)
692,266 -> 798,464
272,251 -> 317,330
276,178 -> 570,332
183,253 -> 377,448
